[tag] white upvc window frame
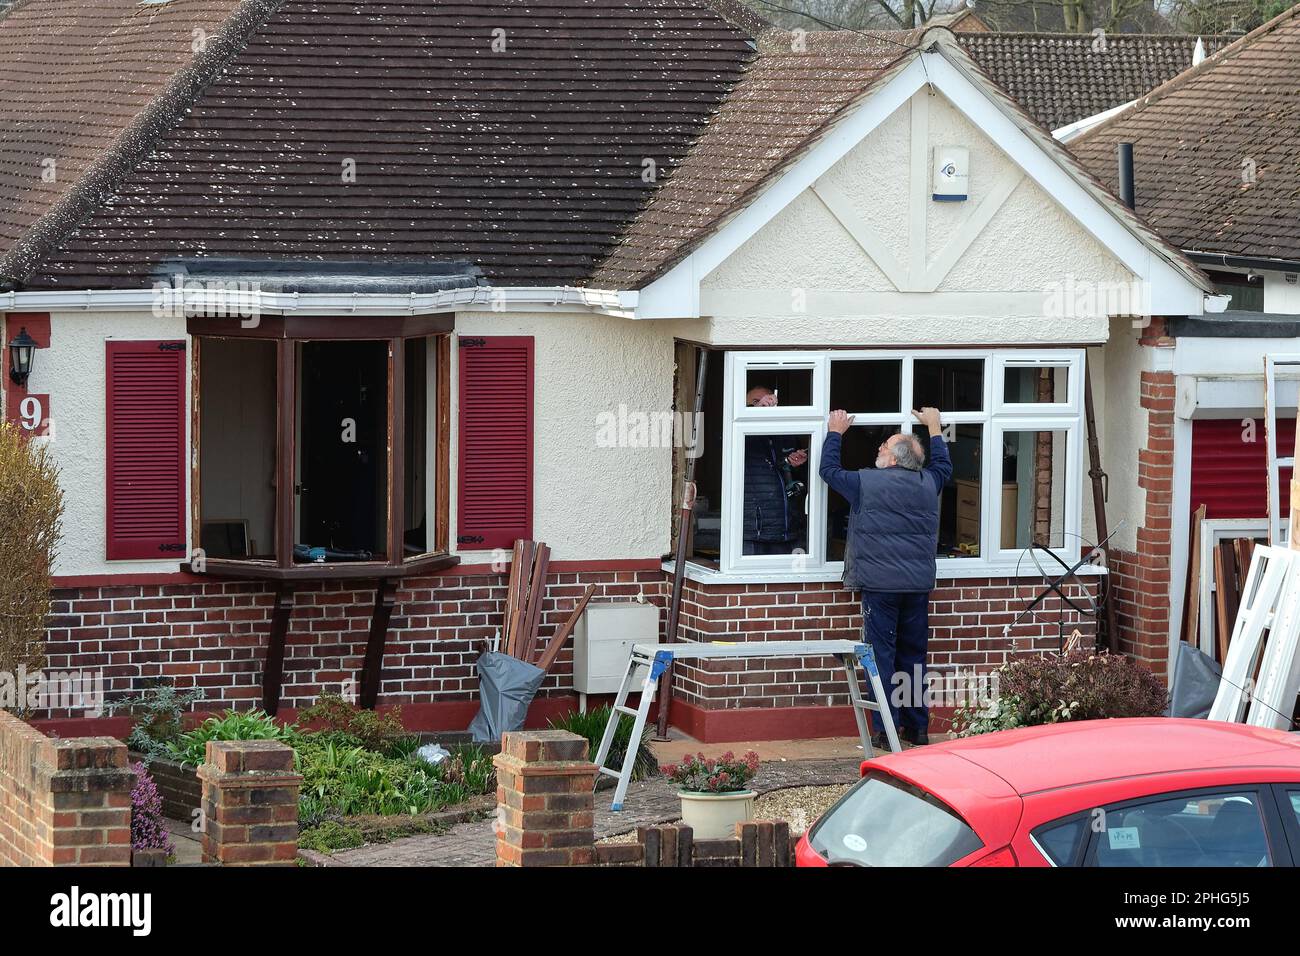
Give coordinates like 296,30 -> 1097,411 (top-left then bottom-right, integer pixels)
701,347 -> 1089,582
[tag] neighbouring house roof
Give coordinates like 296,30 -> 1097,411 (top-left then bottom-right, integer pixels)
926,9 -> 992,33
956,31 -> 1229,130
1070,4 -> 1300,265
2,0 -> 755,291
592,29 -> 919,290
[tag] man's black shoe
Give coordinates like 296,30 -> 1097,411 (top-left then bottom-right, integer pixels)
901,727 -> 930,746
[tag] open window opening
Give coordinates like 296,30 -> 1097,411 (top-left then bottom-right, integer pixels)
198,338 -> 277,559
295,341 -> 389,562
189,316 -> 452,581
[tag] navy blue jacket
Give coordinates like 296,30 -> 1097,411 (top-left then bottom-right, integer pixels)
743,437 -> 800,543
820,432 -> 952,593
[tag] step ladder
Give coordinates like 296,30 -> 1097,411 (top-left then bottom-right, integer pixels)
1264,355 -> 1300,546
592,640 -> 901,811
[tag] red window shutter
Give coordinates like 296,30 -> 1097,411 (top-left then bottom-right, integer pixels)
1190,418 -> 1295,520
106,340 -> 187,560
457,336 -> 533,550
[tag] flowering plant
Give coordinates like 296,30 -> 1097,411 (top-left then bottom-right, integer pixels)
129,762 -> 174,856
662,751 -> 759,794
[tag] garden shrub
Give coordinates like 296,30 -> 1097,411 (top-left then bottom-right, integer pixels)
129,762 -> 174,856
167,708 -> 300,767
297,693 -> 409,754
105,683 -> 206,763
0,422 -> 63,703
550,706 -> 658,781
952,650 -> 1168,737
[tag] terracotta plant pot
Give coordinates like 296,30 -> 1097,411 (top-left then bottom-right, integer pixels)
677,789 -> 756,841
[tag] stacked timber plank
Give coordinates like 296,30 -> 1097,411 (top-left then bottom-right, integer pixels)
499,539 -> 596,674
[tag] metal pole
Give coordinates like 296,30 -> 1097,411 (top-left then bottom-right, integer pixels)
655,349 -> 709,740
1084,362 -> 1121,652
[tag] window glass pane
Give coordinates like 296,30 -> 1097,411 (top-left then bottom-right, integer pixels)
1206,270 -> 1264,312
830,360 -> 902,414
1090,792 -> 1271,867
937,424 -> 982,559
1004,364 -> 1069,404
745,367 -> 812,407
1000,430 -> 1067,551
809,771 -> 983,866
198,338 -> 277,559
1034,818 -> 1084,866
913,358 -> 983,412
741,433 -> 810,557
403,337 -> 428,556
1289,792 -> 1300,827
296,340 -> 389,562
825,424 -> 896,562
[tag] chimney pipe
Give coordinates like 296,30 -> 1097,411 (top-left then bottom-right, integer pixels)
1117,143 -> 1136,210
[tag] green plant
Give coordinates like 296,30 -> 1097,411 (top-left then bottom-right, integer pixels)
298,820 -> 364,853
167,708 -> 299,768
0,422 -> 63,703
106,683 -> 206,763
663,751 -> 760,794
549,706 -> 659,781
951,650 -> 1168,737
297,693 -> 408,754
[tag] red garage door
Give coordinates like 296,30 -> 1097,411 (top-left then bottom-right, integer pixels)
1190,418 -> 1294,519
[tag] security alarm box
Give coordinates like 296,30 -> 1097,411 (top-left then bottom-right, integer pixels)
933,146 -> 969,201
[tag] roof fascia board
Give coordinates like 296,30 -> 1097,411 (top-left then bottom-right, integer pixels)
635,57 -> 930,320
0,286 -> 635,320
924,50 -> 1207,315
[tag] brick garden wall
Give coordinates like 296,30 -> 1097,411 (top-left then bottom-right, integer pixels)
0,709 -> 133,866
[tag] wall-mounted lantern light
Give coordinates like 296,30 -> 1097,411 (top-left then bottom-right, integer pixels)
8,327 -> 37,387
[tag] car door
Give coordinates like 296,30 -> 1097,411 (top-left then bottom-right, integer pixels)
1079,787 -> 1291,867
1027,786 -> 1294,867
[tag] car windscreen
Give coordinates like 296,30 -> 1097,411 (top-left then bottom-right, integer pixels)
808,770 -> 984,866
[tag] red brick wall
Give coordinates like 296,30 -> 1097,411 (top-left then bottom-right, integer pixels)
1109,322 -> 1177,679
671,576 -> 1099,712
0,710 -> 133,866
43,570 -> 668,717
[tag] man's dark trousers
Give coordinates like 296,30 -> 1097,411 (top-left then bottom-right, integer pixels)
861,591 -> 929,734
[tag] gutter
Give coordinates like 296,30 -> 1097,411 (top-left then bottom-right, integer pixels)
1185,251 -> 1300,275
0,285 -> 639,319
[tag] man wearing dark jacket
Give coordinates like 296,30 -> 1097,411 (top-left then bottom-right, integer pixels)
819,406 -> 951,746
742,386 -> 809,555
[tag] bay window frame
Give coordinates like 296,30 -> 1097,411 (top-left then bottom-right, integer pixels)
704,347 -> 1089,581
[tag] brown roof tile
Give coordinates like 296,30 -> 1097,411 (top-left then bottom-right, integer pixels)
1070,5 -> 1300,263
15,0 -> 755,290
958,31 -> 1230,130
0,0 -> 275,287
591,28 -> 917,289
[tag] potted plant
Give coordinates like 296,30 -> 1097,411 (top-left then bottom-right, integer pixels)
663,751 -> 760,840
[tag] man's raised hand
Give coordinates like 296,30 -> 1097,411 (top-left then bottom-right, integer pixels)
912,407 -> 942,435
828,409 -> 855,434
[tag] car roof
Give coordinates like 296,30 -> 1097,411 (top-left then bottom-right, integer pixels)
924,718 -> 1300,795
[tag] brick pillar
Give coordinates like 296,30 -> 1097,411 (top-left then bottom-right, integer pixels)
0,711 -> 132,866
1118,317 -> 1177,678
196,740 -> 301,866
493,730 -> 596,867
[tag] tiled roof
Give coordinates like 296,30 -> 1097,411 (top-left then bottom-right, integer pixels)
12,0 -> 754,290
958,31 -> 1228,130
0,0 -> 264,287
592,28 -> 918,289
1070,5 -> 1300,262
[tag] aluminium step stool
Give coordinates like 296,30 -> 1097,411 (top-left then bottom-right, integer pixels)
592,640 -> 901,811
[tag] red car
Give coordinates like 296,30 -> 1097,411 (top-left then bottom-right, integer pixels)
796,718 -> 1300,867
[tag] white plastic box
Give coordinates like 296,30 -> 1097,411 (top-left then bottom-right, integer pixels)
572,601 -> 662,703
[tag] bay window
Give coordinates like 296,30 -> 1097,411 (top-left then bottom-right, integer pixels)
681,347 -> 1085,579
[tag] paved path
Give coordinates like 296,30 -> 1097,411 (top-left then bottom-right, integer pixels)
322,757 -> 862,867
